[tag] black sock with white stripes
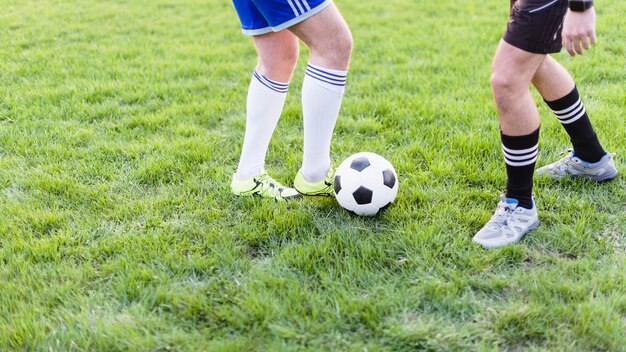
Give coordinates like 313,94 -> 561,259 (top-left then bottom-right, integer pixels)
545,86 -> 605,163
501,128 -> 539,209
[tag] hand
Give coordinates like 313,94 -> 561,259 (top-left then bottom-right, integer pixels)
562,8 -> 597,56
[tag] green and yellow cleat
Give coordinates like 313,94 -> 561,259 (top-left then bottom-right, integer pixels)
293,166 -> 335,197
231,169 -> 302,202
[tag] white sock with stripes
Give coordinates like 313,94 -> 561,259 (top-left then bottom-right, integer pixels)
235,71 -> 289,181
301,63 -> 347,182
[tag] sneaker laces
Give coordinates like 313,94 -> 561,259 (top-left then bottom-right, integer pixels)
256,173 -> 285,197
487,202 -> 516,229
550,149 -> 579,172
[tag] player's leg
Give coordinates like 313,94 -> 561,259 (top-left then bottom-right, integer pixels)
288,3 -> 352,70
234,30 -> 299,181
289,4 -> 353,196
231,1 -> 302,201
473,0 -> 575,247
492,40 -> 546,211
473,40 -> 543,249
531,56 -> 617,180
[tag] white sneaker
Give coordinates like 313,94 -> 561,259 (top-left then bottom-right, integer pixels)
536,150 -> 618,182
473,196 -> 539,249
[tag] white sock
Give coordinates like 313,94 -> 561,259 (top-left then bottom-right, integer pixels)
235,71 -> 289,180
301,63 -> 347,182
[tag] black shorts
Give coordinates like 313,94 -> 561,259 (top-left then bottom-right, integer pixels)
503,0 -> 568,54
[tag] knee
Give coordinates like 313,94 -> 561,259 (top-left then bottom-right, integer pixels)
259,47 -> 299,78
312,29 -> 353,68
337,29 -> 353,59
490,69 -> 523,98
279,46 -> 299,72
332,30 -> 353,66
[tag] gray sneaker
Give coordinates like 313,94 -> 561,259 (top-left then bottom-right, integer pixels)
473,196 -> 539,249
536,150 -> 618,182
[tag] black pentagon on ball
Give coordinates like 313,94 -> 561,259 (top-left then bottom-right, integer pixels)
334,175 -> 342,194
350,156 -> 370,172
382,169 -> 396,188
353,186 -> 373,205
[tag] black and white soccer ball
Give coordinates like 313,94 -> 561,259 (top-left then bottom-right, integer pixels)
333,152 -> 399,216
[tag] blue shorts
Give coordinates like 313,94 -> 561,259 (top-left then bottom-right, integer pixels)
233,0 -> 332,36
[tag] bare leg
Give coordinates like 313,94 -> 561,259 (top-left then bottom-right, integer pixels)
289,3 -> 352,70
491,40 -> 546,136
253,30 -> 299,81
531,55 -> 575,101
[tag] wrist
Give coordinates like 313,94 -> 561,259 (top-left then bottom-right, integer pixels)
569,0 -> 593,12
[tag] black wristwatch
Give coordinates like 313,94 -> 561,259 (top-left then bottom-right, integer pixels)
569,0 -> 594,12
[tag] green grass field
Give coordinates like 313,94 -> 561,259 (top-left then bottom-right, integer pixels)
1,0 -> 625,350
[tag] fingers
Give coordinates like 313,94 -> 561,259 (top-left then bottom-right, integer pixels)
561,8 -> 597,56
581,35 -> 590,51
563,30 -> 596,56
574,38 -> 585,55
563,37 -> 576,56
589,31 -> 597,45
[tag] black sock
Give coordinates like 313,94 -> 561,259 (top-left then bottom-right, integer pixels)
544,86 -> 606,163
501,128 -> 539,209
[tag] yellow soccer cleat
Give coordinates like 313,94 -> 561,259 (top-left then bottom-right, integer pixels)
231,169 -> 301,201
293,166 -> 335,197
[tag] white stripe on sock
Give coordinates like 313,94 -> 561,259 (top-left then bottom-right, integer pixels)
504,158 -> 537,167
501,144 -> 538,155
558,106 -> 586,124
555,101 -> 583,119
502,143 -> 538,167
503,149 -> 538,161
551,98 -> 581,115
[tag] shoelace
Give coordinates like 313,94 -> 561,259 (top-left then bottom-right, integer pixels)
551,150 -> 578,172
488,204 -> 515,229
256,174 -> 284,197
320,177 -> 333,192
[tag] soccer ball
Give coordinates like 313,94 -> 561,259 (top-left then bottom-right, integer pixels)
333,152 -> 399,216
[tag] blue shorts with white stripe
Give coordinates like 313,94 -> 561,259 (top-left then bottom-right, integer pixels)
232,0 -> 332,36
